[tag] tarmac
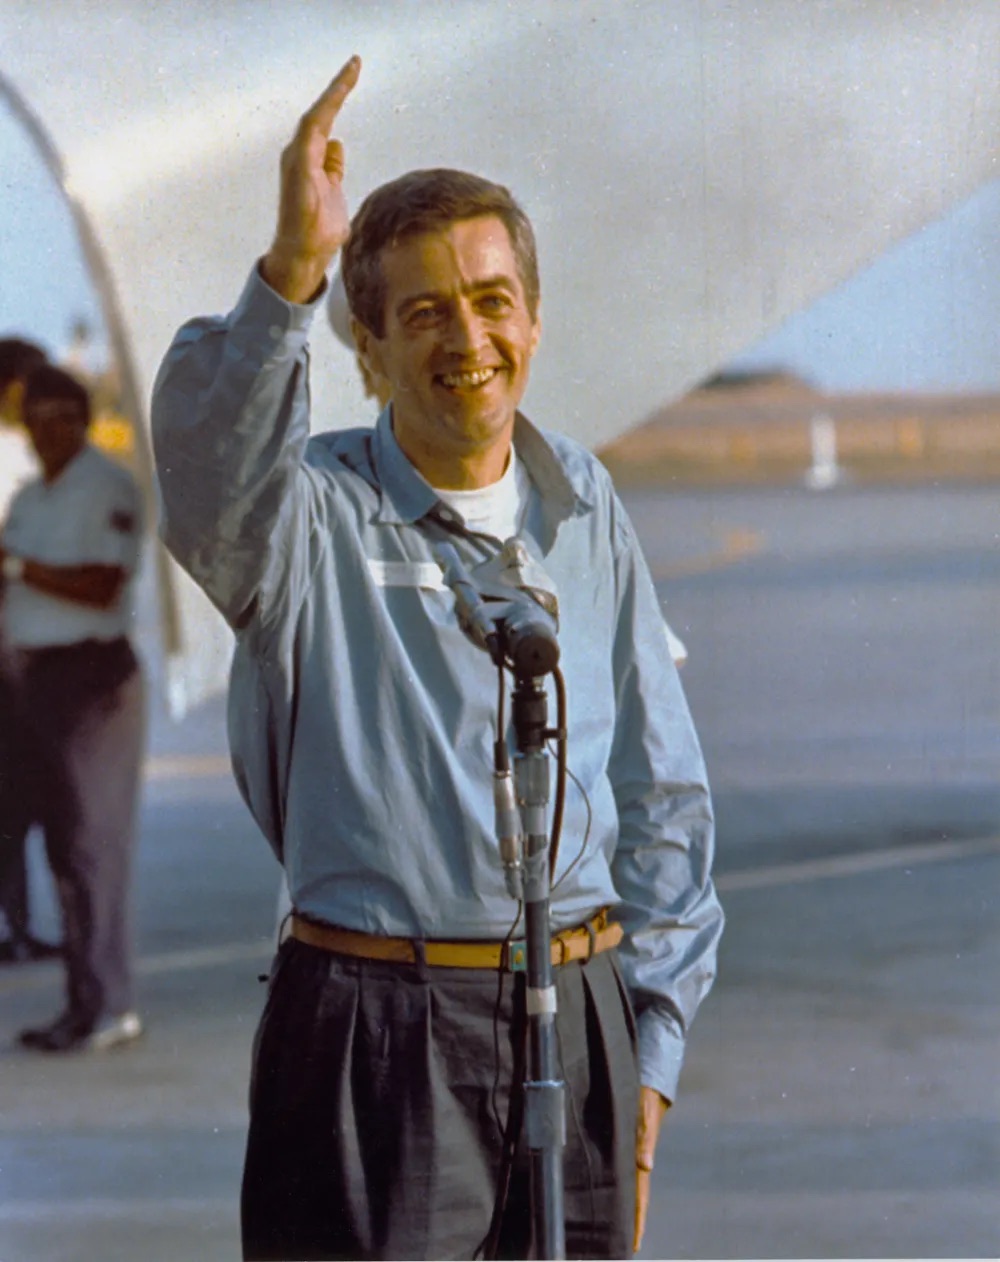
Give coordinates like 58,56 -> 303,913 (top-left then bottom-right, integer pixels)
0,698 -> 273,1262
1,477 -> 998,1261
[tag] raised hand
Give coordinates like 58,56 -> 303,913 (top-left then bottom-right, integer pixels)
262,55 -> 361,303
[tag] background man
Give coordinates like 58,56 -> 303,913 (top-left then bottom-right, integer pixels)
153,56 -> 722,1260
0,336 -> 60,964
1,365 -> 146,1052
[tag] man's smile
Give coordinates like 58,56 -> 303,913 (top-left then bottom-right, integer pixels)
436,366 -> 500,392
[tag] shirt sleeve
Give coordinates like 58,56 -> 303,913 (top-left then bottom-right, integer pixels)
607,492 -> 724,1103
83,469 -> 144,572
150,265 -> 323,632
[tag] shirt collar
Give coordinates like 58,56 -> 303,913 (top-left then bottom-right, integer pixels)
41,442 -> 93,492
371,406 -> 589,527
371,406 -> 438,525
512,413 -> 588,521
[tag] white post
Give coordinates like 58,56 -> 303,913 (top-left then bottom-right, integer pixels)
804,411 -> 842,489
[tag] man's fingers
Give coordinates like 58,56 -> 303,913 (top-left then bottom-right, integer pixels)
300,55 -> 362,137
634,1168 -> 651,1253
323,139 -> 346,181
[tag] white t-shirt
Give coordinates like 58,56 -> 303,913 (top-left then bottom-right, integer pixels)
1,444 -> 143,648
432,448 -> 531,542
432,447 -> 689,665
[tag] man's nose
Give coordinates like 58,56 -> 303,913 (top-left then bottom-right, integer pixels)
443,300 -> 485,354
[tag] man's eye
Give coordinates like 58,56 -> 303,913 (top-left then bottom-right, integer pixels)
407,306 -> 440,327
478,294 -> 510,313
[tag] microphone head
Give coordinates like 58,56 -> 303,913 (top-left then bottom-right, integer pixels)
502,601 -> 560,677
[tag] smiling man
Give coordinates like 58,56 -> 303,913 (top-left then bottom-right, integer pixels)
153,56 -> 722,1262
347,203 -> 540,489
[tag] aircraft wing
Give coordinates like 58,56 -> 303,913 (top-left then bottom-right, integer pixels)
2,1 -> 997,712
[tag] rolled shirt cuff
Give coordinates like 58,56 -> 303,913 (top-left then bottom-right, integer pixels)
242,259 -> 328,328
637,1003 -> 686,1103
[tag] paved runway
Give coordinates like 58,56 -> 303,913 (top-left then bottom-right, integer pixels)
1,481 -> 997,1259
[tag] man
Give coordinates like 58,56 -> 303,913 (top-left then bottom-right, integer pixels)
0,336 -> 62,964
1,364 -> 146,1052
153,56 -> 722,1260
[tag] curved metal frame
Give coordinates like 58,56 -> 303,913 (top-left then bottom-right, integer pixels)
0,70 -> 180,655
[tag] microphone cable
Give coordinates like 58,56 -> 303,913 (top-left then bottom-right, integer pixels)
475,908 -> 528,1262
475,659 -> 571,1259
548,665 -> 568,879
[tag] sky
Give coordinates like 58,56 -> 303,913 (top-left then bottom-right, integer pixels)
1,93 -> 998,396
728,178 -> 1000,395
0,100 -> 109,368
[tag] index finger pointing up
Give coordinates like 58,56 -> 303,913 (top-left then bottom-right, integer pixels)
302,55 -> 362,135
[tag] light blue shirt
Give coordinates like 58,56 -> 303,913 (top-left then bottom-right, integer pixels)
151,266 -> 723,1100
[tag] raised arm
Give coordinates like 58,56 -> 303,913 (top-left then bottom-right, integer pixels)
151,57 -> 362,629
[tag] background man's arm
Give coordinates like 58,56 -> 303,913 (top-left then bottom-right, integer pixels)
0,548 -> 124,608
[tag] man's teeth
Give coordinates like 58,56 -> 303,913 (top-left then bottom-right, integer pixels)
440,368 -> 497,389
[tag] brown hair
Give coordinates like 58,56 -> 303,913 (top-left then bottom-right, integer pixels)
0,338 -> 46,393
342,168 -> 540,337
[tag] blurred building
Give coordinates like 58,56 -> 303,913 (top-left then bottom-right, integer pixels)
599,373 -> 1000,486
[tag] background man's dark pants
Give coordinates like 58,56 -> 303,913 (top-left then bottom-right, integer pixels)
242,941 -> 639,1261
0,667 -> 33,943
11,638 -> 145,1023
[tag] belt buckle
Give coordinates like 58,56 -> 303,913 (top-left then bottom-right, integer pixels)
505,938 -> 527,972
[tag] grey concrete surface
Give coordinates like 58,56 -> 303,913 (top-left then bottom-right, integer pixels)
1,481 -> 998,1260
643,481 -> 1000,858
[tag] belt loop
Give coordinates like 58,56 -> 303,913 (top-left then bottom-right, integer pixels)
411,939 -> 427,971
583,919 -> 597,962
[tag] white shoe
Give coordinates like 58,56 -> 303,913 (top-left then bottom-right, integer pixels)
85,1011 -> 144,1051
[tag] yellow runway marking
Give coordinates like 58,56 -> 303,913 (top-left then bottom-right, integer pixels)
716,834 -> 1000,893
651,526 -> 765,580
3,835 -> 996,1002
144,753 -> 231,779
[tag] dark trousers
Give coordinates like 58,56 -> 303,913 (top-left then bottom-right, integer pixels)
0,666 -> 32,938
242,940 -> 639,1261
8,638 -> 145,1022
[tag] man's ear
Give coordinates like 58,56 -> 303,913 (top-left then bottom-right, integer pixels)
529,307 -> 542,358
350,317 -> 384,380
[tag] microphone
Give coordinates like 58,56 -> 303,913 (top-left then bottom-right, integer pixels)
433,542 -> 502,662
501,598 -> 560,678
434,539 -> 560,676
493,539 -> 560,676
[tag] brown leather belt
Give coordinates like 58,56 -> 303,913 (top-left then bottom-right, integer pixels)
290,907 -> 622,972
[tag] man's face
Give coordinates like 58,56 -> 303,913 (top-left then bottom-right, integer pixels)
355,215 -> 541,487
22,398 -> 88,480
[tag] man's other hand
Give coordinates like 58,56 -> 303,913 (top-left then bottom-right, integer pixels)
262,55 -> 362,303
634,1085 -> 670,1253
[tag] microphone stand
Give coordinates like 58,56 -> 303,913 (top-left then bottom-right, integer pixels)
510,667 -> 566,1261
433,539 -> 566,1257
